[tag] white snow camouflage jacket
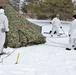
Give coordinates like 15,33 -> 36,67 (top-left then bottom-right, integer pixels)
0,9 -> 9,32
69,19 -> 76,38
51,17 -> 61,28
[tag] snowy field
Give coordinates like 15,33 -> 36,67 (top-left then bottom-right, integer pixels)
0,18 -> 76,75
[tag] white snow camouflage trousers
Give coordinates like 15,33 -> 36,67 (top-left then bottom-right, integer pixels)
51,26 -> 60,36
69,37 -> 76,49
0,28 -> 5,53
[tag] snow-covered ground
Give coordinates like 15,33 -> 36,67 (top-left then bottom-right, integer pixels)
0,18 -> 76,75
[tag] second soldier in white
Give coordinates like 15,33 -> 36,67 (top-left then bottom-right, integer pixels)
66,14 -> 76,50
51,14 -> 62,37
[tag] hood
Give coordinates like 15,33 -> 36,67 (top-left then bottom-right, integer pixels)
0,9 -> 4,14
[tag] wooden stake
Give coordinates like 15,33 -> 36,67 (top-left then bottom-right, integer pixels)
15,53 -> 20,64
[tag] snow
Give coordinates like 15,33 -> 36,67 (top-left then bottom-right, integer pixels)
0,18 -> 76,75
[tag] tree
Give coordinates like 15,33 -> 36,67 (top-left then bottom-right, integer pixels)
21,2 -> 27,14
39,0 -> 74,20
4,4 -> 45,48
25,0 -> 74,20
7,0 -> 20,11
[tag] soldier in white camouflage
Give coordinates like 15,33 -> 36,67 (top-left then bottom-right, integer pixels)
0,6 -> 9,55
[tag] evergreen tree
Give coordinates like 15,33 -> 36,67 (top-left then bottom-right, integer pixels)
7,0 -> 20,11
4,4 -> 45,48
25,0 -> 74,20
21,2 -> 27,14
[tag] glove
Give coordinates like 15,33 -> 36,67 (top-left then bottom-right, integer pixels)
69,34 -> 70,37
60,27 -> 62,28
1,28 -> 5,33
50,22 -> 52,24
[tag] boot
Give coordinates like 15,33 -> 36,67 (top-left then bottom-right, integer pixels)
0,53 -> 3,55
0,52 -> 6,55
74,48 -> 76,50
66,48 -> 71,50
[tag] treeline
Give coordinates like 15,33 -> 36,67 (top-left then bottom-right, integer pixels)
8,0 -> 74,20
22,0 -> 74,20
